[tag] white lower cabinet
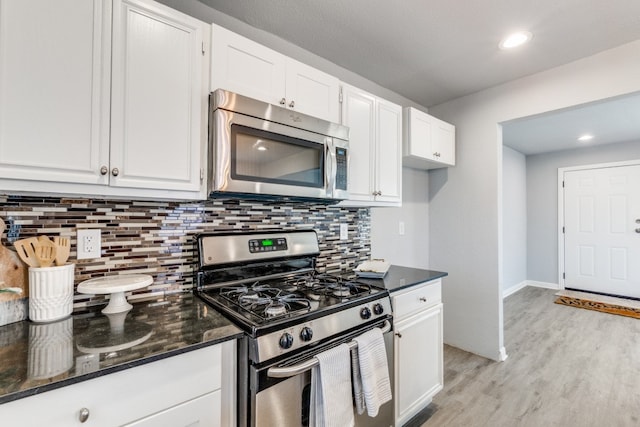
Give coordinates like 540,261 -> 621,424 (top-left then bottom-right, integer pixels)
392,280 -> 443,426
1,341 -> 236,427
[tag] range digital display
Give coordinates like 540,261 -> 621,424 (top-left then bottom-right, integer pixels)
248,237 -> 288,253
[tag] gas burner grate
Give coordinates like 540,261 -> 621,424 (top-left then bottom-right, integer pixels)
218,283 -> 312,320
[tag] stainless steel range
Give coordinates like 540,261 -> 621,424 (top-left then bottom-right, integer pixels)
195,230 -> 394,427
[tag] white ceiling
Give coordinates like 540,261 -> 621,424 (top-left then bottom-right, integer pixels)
198,0 -> 640,154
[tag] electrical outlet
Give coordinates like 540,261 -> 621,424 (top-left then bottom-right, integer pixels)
399,221 -> 405,235
340,223 -> 348,240
77,229 -> 101,260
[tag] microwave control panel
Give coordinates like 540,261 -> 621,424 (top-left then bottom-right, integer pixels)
336,147 -> 348,191
248,237 -> 288,253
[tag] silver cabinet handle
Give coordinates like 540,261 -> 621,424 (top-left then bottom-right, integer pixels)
289,100 -> 295,108
279,98 -> 286,105
636,228 -> 640,233
433,152 -> 441,158
100,166 -> 108,175
419,297 -> 427,302
79,408 -> 90,423
111,168 -> 119,177
395,332 -> 402,338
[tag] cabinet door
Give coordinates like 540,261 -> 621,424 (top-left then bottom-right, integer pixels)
125,390 -> 221,427
375,99 -> 402,203
394,304 -> 443,426
211,24 -> 286,107
110,0 -> 206,191
340,84 -> 375,202
286,59 -> 340,123
431,116 -> 456,166
405,107 -> 432,160
0,0 -> 111,185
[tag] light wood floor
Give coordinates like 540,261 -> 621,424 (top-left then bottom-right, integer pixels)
419,286 -> 640,427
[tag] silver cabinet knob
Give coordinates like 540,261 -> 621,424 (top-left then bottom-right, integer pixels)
433,152 -> 441,158
111,168 -> 119,177
100,166 -> 108,175
636,228 -> 640,233
79,408 -> 90,423
288,100 -> 295,108
279,98 -> 286,105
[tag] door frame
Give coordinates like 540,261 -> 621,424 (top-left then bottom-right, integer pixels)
557,159 -> 640,289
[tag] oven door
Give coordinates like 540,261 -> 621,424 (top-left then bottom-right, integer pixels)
211,108 -> 347,201
249,318 -> 394,427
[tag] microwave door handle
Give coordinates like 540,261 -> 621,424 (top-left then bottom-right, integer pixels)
325,138 -> 336,197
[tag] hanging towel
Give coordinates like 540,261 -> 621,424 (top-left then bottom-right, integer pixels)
310,343 -> 355,427
352,327 -> 392,417
350,346 -> 366,415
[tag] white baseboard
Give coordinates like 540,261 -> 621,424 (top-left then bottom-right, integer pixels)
498,346 -> 508,362
503,280 -> 560,299
503,281 -> 527,299
526,280 -> 560,290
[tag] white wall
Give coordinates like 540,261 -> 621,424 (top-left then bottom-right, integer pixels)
371,167 -> 429,268
527,139 -> 640,284
427,40 -> 640,360
502,146 -> 527,293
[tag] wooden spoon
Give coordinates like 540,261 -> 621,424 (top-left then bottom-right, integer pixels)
53,236 -> 71,266
14,237 -> 40,267
35,239 -> 56,268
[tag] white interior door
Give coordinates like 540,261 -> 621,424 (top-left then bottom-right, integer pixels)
564,164 -> 640,297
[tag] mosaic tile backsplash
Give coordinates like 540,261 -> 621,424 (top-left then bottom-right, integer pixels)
0,195 -> 371,310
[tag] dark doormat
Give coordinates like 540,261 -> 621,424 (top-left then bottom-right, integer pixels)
555,294 -> 640,319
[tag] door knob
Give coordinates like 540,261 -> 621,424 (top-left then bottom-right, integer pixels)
111,168 -> 119,177
100,166 -> 108,175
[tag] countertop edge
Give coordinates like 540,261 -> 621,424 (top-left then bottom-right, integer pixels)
0,330 -> 243,406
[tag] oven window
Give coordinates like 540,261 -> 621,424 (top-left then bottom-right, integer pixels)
231,124 -> 324,188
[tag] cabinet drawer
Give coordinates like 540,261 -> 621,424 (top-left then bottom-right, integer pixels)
392,280 -> 441,320
2,344 -> 223,427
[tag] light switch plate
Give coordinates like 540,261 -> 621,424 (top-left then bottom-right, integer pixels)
77,229 -> 101,260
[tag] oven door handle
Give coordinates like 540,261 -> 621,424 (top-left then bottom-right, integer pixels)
267,320 -> 391,378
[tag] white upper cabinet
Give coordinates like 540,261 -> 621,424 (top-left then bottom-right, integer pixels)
0,0 -> 111,185
403,107 -> 455,169
111,0 -> 206,192
0,0 -> 209,199
211,24 -> 340,123
340,84 -> 402,206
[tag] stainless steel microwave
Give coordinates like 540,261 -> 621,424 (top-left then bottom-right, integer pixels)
208,89 -> 349,202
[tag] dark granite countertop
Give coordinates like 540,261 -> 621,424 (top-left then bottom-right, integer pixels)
0,293 -> 243,405
358,265 -> 447,293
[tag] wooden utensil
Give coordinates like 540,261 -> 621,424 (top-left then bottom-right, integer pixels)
35,239 -> 56,268
13,237 -> 40,267
53,236 -> 71,266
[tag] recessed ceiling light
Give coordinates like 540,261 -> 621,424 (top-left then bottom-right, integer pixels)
577,134 -> 594,142
499,31 -> 532,50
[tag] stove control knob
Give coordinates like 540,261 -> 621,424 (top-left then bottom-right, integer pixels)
279,332 -> 294,349
300,327 -> 314,342
360,307 -> 372,320
373,303 -> 384,315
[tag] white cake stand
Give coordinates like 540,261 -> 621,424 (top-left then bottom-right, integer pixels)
77,274 -> 153,314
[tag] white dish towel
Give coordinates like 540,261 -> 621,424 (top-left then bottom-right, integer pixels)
310,343 -> 355,427
351,327 -> 392,417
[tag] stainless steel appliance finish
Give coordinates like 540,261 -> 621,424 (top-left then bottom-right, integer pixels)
195,230 -> 394,427
208,89 -> 350,202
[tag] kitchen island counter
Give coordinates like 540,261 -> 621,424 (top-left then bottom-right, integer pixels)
0,293 -> 242,405
358,265 -> 447,293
